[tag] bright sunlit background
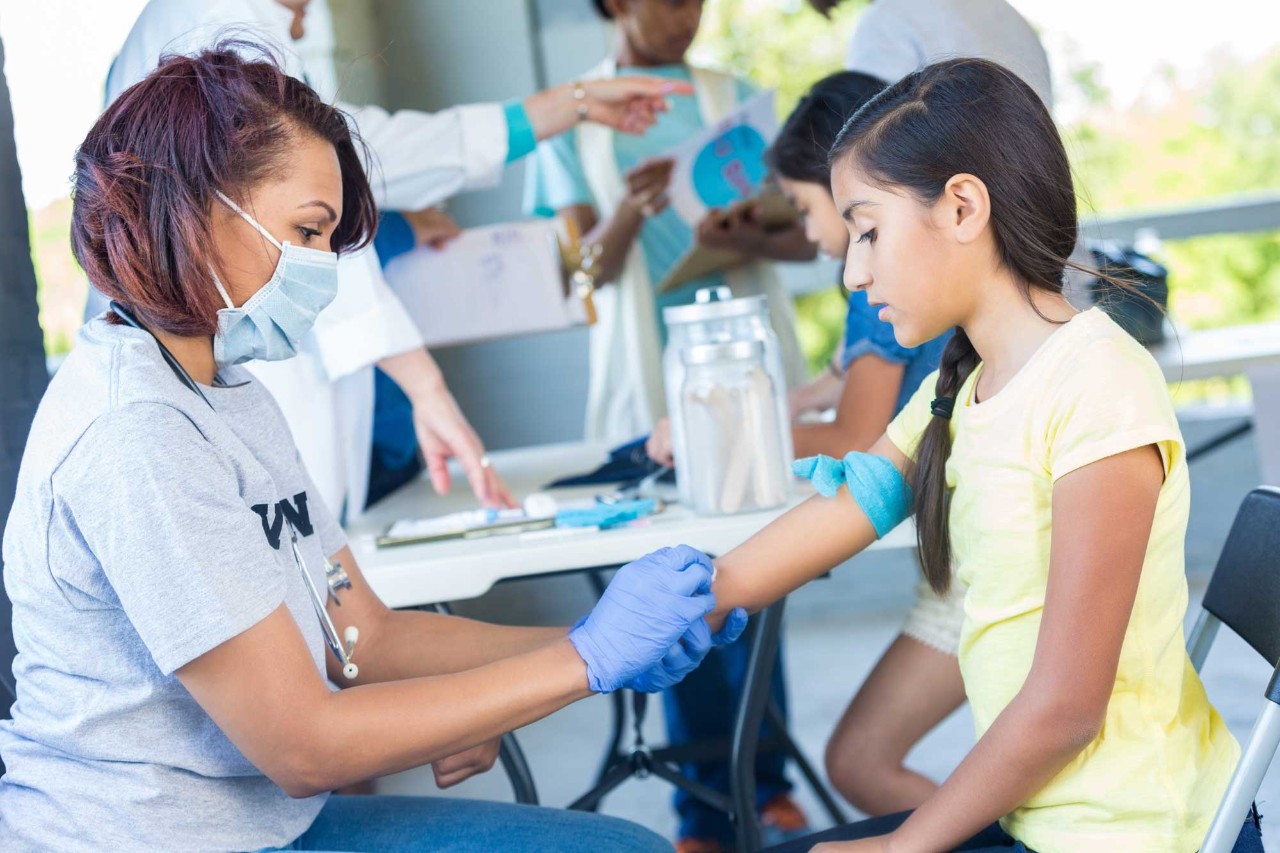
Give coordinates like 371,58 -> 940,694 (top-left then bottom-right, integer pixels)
3,0 -> 1278,386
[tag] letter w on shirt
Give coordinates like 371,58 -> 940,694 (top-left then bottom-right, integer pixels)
251,492 -> 314,550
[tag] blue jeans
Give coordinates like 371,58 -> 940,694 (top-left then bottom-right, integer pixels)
276,794 -> 670,852
663,629 -> 793,843
764,806 -> 1266,853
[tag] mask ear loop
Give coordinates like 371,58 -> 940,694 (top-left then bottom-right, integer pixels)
215,189 -> 284,251
209,268 -> 235,310
213,189 -> 288,311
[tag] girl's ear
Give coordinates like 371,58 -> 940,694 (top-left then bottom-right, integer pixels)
940,173 -> 991,245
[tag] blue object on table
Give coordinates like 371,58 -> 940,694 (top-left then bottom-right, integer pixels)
546,436 -> 675,489
555,498 -> 657,530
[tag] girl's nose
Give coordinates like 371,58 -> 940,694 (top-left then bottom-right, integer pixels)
843,257 -> 872,292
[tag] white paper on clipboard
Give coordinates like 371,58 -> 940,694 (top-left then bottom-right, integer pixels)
665,90 -> 779,228
382,220 -> 586,348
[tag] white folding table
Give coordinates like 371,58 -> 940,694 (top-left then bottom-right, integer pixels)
1151,322 -> 1280,480
347,442 -> 913,851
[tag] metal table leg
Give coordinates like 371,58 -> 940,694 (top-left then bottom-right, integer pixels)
731,600 -> 787,853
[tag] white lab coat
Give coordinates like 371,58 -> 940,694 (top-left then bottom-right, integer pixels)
100,0 -> 511,518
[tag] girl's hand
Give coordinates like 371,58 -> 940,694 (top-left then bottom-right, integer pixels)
646,417 -> 674,467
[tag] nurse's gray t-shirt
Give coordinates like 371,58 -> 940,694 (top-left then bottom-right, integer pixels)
0,317 -> 347,852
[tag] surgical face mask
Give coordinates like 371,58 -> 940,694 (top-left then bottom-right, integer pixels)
211,189 -> 339,367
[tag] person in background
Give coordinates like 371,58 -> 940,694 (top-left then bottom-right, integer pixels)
808,0 -> 1052,108
526,0 -> 813,446
365,206 -> 462,507
647,70 -> 965,818
94,0 -> 692,519
525,2 -> 815,850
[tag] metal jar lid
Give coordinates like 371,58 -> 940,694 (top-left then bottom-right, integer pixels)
663,292 -> 769,325
681,340 -> 765,366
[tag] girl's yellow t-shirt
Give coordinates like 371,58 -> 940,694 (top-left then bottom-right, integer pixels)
886,308 -> 1239,853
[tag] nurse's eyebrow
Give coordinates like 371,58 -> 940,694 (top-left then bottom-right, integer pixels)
841,200 -> 877,222
298,201 -> 338,223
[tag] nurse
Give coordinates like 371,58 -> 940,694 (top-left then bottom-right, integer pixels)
1,48 -> 743,852
91,0 -> 692,519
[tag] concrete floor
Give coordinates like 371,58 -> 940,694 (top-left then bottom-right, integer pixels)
376,411 -> 1277,850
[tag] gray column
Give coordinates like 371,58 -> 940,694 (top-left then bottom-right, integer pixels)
0,36 -> 50,718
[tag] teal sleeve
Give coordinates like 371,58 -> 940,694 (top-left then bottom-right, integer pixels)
522,133 -> 595,218
503,100 -> 538,164
792,453 -> 912,538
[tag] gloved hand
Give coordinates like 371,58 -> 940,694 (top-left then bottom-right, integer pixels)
569,545 -> 717,694
625,606 -> 749,693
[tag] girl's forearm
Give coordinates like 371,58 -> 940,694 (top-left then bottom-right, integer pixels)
708,488 -> 878,631
791,420 -> 881,459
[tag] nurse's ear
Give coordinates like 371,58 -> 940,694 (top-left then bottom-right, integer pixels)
936,173 -> 991,246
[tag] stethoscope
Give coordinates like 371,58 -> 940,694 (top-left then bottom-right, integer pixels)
110,302 -> 361,680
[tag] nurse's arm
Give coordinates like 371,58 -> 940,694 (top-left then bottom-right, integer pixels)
873,444 -> 1163,853
704,433 -> 906,632
176,604 -> 590,799
319,544 -> 568,685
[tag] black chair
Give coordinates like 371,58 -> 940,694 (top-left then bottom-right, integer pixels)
1185,486 -> 1280,851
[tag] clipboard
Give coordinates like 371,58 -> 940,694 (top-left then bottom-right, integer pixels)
376,509 -> 555,549
381,220 -> 593,349
656,191 -> 800,293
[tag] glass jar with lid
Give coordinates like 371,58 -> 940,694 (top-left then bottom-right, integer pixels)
678,339 -> 790,516
663,287 -> 792,507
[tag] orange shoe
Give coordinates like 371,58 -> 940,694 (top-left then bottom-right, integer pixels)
674,838 -> 725,853
759,793 -> 811,843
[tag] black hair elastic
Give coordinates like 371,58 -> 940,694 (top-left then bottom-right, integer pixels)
930,397 -> 956,420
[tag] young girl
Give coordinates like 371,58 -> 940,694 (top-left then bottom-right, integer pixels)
706,58 -> 1252,852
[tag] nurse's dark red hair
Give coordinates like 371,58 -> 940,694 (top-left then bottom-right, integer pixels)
71,43 -> 378,336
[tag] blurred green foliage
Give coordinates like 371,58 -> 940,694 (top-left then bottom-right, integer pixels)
693,1 -> 1280,383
